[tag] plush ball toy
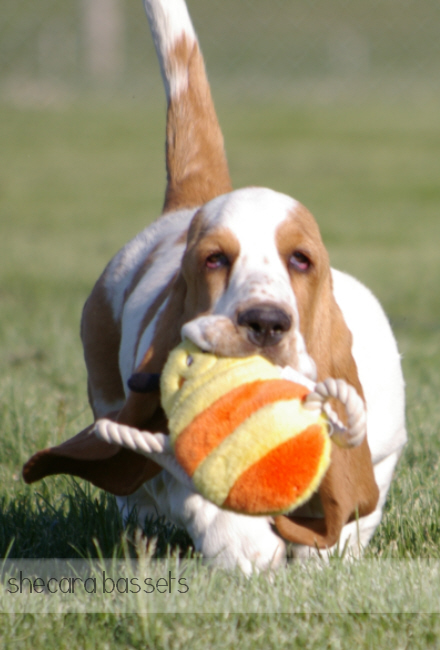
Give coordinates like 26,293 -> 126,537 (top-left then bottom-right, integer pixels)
160,341 -> 331,516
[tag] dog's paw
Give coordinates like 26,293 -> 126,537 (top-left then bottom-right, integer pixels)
192,507 -> 286,575
138,471 -> 286,575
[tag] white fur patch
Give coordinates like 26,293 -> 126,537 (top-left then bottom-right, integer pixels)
105,208 -> 195,322
331,269 -> 407,465
143,0 -> 197,99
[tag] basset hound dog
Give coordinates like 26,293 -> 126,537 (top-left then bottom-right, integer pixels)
23,0 -> 407,573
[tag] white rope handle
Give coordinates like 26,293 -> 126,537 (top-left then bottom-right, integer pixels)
91,419 -> 194,489
304,378 -> 366,448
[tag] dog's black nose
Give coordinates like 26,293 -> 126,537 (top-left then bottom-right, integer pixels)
237,304 -> 292,347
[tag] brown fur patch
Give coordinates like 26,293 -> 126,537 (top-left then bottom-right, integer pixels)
163,37 -> 232,212
123,241 -> 163,304
182,218 -> 241,314
133,279 -> 177,364
81,274 -> 124,418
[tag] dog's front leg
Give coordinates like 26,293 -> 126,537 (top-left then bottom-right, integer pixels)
119,471 -> 286,575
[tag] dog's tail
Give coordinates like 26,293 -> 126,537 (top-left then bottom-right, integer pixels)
143,0 -> 232,212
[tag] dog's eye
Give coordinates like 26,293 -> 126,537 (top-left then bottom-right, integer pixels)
289,251 -> 311,273
205,252 -> 229,269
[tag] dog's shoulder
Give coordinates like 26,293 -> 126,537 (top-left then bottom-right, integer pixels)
101,208 -> 197,322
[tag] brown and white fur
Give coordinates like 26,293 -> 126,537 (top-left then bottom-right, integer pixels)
23,0 -> 406,574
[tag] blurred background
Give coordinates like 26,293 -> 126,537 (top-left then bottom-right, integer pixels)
2,0 -> 440,105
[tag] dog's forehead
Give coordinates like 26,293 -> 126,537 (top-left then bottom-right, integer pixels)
201,187 -> 299,241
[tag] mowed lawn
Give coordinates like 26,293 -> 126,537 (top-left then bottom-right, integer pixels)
1,98 -> 440,646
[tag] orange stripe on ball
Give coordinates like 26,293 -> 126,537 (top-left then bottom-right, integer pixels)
174,379 -> 309,476
223,424 -> 327,514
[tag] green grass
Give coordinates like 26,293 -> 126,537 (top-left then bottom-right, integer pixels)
1,96 -> 440,645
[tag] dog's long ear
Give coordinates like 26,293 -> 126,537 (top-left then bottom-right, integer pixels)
274,275 -> 379,549
22,409 -> 166,496
23,274 -> 188,496
144,0 -> 232,213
